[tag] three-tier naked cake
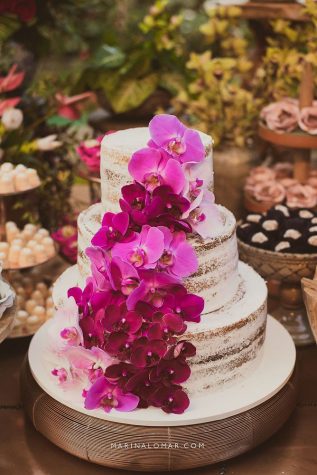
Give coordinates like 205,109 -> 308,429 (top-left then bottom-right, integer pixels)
48,114 -> 268,414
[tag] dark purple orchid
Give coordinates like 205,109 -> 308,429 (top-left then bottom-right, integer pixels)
84,376 -> 139,413
112,225 -> 164,269
163,285 -> 204,323
157,226 -> 198,277
120,182 -> 147,227
146,312 -> 186,342
127,269 -> 180,310
80,308 -> 105,348
165,340 -> 197,360
148,114 -> 204,164
105,331 -> 136,360
150,357 -> 191,385
151,384 -> 190,414
104,303 -> 142,335
131,337 -> 167,368
105,362 -> 137,388
91,211 -> 131,250
128,147 -> 185,194
125,369 -> 155,408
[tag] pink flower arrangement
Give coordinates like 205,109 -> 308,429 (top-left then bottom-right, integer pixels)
245,163 -> 317,209
52,224 -> 78,264
261,98 -> 317,135
51,115 -> 222,415
77,137 -> 102,173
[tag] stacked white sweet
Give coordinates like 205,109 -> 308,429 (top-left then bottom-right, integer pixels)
13,276 -> 54,334
0,162 -> 40,194
0,222 -> 55,269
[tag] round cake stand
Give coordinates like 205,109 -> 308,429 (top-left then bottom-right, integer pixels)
21,317 -> 297,471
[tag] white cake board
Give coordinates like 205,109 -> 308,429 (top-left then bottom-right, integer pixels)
28,316 -> 295,427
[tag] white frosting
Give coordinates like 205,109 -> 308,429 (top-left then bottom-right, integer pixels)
308,236 -> 317,246
100,127 -> 213,214
77,203 -> 240,314
284,229 -> 301,240
299,210 -> 314,219
275,205 -> 290,217
275,241 -> 291,252
52,262 -> 267,396
262,220 -> 278,231
247,214 -> 261,223
251,232 -> 268,244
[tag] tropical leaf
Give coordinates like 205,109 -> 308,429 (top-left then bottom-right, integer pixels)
107,74 -> 159,113
90,44 -> 126,69
0,15 -> 20,43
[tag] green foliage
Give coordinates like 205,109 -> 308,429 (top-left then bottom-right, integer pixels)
254,0 -> 317,102
172,6 -> 257,147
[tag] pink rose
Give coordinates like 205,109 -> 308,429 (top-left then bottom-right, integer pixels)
252,181 -> 286,204
245,167 -> 276,193
286,184 -> 317,209
298,106 -> 317,135
307,177 -> 317,190
261,98 -> 299,133
278,178 -> 299,189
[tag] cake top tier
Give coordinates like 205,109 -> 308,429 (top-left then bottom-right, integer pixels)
101,126 -> 213,156
100,121 -> 214,217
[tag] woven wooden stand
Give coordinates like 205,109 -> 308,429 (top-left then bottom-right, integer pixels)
21,359 -> 298,472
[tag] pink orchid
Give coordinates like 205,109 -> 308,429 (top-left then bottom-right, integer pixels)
0,65 -> 24,93
112,225 -> 164,269
127,270 -> 180,310
91,211 -> 131,250
128,147 -> 185,194
183,190 -> 222,239
0,98 -> 21,116
55,92 -> 96,120
148,114 -> 204,163
157,226 -> 198,277
182,161 -> 211,200
84,376 -> 139,413
64,346 -> 113,384
48,297 -> 83,353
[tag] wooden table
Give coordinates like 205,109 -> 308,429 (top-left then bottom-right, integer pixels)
0,336 -> 316,474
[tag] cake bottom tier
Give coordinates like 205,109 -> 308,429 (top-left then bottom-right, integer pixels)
52,261 -> 267,397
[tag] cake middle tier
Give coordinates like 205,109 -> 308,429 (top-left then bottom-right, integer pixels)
77,203 -> 240,314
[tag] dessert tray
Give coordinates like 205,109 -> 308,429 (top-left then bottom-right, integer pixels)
22,315 -> 297,471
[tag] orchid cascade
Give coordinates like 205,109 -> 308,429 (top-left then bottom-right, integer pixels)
51,115 -> 221,415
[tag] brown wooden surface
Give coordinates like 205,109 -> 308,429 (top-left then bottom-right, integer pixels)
0,335 -> 316,474
239,2 -> 308,21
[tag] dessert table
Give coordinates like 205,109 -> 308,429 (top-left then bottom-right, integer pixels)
0,336 -> 316,474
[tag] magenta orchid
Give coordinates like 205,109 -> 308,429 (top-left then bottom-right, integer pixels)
148,114 -> 204,163
91,211 -> 131,250
84,376 -> 139,413
128,147 -> 185,194
157,226 -> 198,277
127,270 -> 180,310
112,225 -> 164,269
